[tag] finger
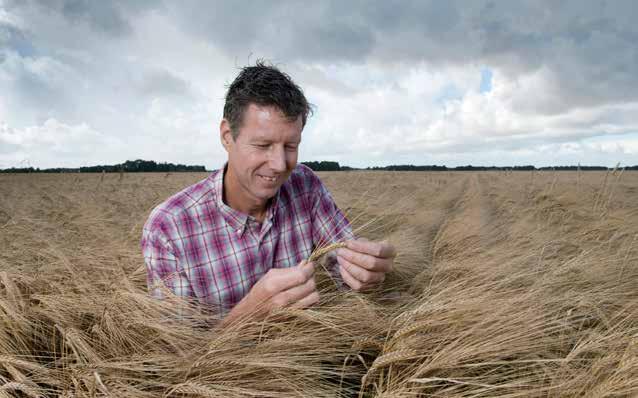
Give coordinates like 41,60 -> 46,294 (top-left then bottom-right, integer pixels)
302,260 -> 316,275
290,291 -> 320,309
269,262 -> 315,293
345,239 -> 397,258
296,260 -> 316,277
339,263 -> 363,291
339,264 -> 376,292
272,276 -> 317,308
336,247 -> 393,272
337,254 -> 386,285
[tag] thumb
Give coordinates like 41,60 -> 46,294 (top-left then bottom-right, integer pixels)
298,260 -> 315,277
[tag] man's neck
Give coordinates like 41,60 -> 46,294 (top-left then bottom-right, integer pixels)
222,167 -> 268,222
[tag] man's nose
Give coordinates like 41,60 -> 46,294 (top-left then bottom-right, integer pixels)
269,146 -> 286,172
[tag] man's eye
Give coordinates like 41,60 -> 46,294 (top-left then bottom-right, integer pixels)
255,144 -> 269,148
286,145 -> 298,151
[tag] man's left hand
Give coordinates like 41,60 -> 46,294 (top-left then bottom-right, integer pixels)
336,238 -> 396,291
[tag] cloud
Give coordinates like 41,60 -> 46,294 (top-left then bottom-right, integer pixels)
137,68 -> 193,99
164,1 -> 638,112
299,62 -> 638,167
59,0 -> 132,37
9,0 -> 157,38
1,0 -> 637,169
0,118 -> 123,167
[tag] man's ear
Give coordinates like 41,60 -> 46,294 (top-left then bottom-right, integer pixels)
220,119 -> 234,151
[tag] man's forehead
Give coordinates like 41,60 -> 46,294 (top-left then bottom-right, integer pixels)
251,104 -> 279,121
248,132 -> 301,143
239,104 -> 303,140
247,103 -> 301,123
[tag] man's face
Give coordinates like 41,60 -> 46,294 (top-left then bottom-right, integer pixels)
222,103 -> 302,206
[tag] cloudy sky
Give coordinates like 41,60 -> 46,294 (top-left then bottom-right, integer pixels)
1,0 -> 637,169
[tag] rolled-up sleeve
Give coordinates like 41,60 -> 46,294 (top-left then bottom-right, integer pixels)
311,182 -> 354,246
141,216 -> 193,299
310,178 -> 355,279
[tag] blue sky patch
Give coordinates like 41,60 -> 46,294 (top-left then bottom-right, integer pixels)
435,83 -> 463,104
480,67 -> 493,93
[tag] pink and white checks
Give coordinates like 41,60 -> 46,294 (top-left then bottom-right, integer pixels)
141,164 -> 353,315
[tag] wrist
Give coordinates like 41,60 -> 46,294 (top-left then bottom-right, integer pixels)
221,290 -> 258,327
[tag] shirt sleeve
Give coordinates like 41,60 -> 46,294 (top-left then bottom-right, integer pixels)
311,182 -> 355,247
141,216 -> 194,299
310,177 -> 355,281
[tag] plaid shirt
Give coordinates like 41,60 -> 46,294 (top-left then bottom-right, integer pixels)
141,164 -> 353,315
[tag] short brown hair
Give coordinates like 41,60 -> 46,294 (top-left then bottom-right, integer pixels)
223,61 -> 312,139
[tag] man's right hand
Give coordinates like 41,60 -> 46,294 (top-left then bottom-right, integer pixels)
222,260 -> 319,325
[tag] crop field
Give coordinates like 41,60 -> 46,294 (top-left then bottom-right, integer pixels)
1,170 -> 637,397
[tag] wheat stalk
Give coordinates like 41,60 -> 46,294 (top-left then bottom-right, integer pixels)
308,242 -> 347,262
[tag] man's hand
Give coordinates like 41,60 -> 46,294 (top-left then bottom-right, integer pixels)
222,260 -> 318,325
252,260 -> 319,310
336,239 -> 396,291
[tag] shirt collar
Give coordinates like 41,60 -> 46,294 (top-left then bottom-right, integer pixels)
211,163 -> 281,236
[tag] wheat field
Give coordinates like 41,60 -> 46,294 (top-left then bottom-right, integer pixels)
1,170 -> 637,397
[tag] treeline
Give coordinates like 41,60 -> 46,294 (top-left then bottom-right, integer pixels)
301,161 -> 351,171
368,165 -> 451,171
385,165 -> 635,171
3,160 -> 638,173
370,165 -> 631,171
0,159 -> 206,173
302,162 -> 638,172
442,165 -> 615,171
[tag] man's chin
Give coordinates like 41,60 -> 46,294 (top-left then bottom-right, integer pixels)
250,177 -> 287,200
251,187 -> 279,202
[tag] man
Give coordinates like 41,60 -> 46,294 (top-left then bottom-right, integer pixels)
141,62 -> 396,324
